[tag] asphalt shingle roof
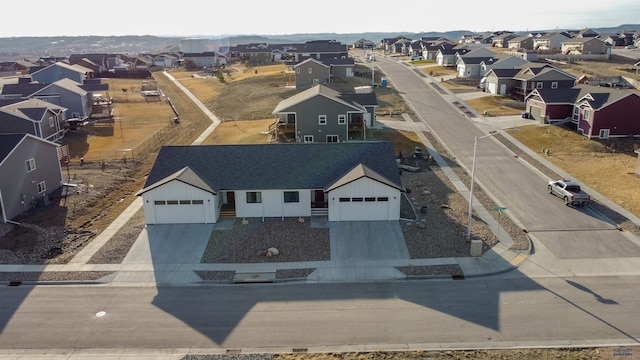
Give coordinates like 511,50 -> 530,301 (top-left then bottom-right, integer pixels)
141,142 -> 402,194
0,134 -> 26,162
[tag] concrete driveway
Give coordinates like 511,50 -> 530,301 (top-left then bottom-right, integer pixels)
122,223 -> 214,265
329,221 -> 409,261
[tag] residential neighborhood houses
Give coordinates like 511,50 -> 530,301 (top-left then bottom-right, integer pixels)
0,27 -> 639,224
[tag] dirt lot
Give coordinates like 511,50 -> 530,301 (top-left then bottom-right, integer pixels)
182,346 -> 638,359
269,346 -> 636,360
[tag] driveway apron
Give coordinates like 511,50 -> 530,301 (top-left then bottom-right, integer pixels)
329,221 -> 410,261
122,224 -> 214,265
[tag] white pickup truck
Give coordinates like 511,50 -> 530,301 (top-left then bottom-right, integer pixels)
547,180 -> 590,206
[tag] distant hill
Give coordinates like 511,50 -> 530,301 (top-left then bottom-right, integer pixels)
0,24 -> 637,61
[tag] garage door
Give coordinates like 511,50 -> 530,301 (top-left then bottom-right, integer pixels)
529,106 -> 542,121
487,83 -> 497,94
336,196 -> 390,221
153,199 -> 205,224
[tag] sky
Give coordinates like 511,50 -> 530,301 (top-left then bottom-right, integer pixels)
0,0 -> 638,38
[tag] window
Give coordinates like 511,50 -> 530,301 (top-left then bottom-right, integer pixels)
303,135 -> 314,143
246,191 -> 262,203
583,109 -> 591,119
339,197 -> 350,202
36,181 -> 46,194
26,158 -> 36,172
377,197 -> 389,202
71,112 -> 80,118
338,114 -> 346,125
308,67 -> 312,74
284,191 -> 299,203
536,82 -> 543,89
326,135 -> 339,143
179,200 -> 191,205
352,197 -> 363,202
192,199 -> 204,205
154,200 -> 166,205
318,115 -> 327,125
166,200 -> 179,205
296,68 -> 300,74
49,116 -> 54,127
573,107 -> 579,116
551,82 -> 558,89
365,197 -> 376,202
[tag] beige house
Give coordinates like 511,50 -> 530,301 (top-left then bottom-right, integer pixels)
561,37 -> 609,55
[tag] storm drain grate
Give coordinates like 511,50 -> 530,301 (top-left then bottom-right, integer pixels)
452,274 -> 465,280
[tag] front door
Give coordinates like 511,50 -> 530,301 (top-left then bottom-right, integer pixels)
226,191 -> 235,208
313,190 -> 325,208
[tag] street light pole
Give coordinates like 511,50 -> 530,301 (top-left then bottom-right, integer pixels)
466,135 -> 479,240
466,128 -> 519,240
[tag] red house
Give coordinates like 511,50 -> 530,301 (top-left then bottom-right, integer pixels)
525,85 -> 640,139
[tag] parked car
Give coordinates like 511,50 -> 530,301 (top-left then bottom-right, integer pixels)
547,179 -> 590,206
411,55 -> 423,61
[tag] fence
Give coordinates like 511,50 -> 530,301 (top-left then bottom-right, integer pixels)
73,120 -> 177,164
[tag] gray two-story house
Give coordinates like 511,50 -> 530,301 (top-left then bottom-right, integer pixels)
0,133 -> 63,223
0,99 -> 67,141
30,62 -> 93,84
2,78 -> 92,121
293,58 -> 331,89
271,85 -> 377,143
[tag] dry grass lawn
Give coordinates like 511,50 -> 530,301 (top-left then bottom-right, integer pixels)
200,118 -> 274,145
509,124 -> 640,216
465,95 -> 524,117
421,65 -> 457,78
65,78 -> 174,161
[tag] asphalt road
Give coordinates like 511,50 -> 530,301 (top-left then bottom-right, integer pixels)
368,52 -> 640,260
1,277 -> 639,349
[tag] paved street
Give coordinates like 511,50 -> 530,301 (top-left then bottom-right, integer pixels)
368,52 -> 640,265
1,276 -> 639,354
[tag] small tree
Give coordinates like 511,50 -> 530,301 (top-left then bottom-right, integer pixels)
217,69 -> 225,83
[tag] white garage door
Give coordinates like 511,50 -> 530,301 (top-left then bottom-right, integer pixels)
153,199 -> 205,224
529,106 -> 543,121
487,82 -> 497,94
336,196 -> 390,221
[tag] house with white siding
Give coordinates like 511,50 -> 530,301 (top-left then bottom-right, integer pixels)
136,142 -> 404,224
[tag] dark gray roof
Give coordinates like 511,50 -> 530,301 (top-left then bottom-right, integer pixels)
0,133 -> 27,162
141,142 -> 401,193
1,83 -> 47,97
339,92 -> 377,107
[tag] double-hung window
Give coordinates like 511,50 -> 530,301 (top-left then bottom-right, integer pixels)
26,158 -> 36,172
